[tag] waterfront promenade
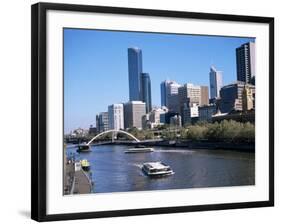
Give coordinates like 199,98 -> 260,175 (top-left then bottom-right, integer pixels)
72,169 -> 92,194
64,160 -> 92,195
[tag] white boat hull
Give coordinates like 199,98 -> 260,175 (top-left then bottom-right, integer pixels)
124,148 -> 154,153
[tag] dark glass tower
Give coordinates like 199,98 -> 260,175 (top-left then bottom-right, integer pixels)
160,81 -> 167,107
141,73 -> 152,113
128,48 -> 143,101
236,42 -> 255,84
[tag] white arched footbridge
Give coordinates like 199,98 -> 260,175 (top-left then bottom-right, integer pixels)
86,129 -> 140,145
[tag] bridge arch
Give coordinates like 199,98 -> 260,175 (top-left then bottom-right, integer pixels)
87,129 -> 140,145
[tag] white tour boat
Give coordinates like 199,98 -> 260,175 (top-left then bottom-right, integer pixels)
124,145 -> 154,153
142,161 -> 174,177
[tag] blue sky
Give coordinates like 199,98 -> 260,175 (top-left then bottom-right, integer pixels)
64,28 -> 254,133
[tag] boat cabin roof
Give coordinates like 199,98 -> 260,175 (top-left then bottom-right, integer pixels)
143,162 -> 169,169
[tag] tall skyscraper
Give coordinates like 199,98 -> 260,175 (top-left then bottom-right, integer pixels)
178,83 -> 201,124
178,83 -> 201,107
236,42 -> 255,84
96,112 -> 109,133
160,80 -> 181,112
167,81 -> 181,112
141,73 -> 152,113
124,101 -> 146,129
128,47 -> 143,101
160,80 -> 169,106
209,66 -> 223,99
108,104 -> 124,130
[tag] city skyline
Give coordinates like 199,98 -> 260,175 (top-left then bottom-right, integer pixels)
64,28 -> 255,133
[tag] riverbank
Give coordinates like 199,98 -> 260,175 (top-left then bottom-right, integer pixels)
110,140 -> 255,152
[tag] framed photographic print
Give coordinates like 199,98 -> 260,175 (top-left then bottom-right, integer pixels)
31,2 -> 274,222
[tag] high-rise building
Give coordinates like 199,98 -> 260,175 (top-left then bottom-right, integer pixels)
178,83 -> 201,107
167,81 -> 181,112
160,80 -> 181,112
178,86 -> 190,122
200,86 -> 209,106
108,104 -> 124,130
236,42 -> 255,84
209,66 -> 223,99
160,80 -> 168,106
124,101 -> 146,129
128,47 -> 143,101
96,112 -> 109,133
141,73 -> 152,113
219,82 -> 255,113
178,84 -> 201,124
178,83 -> 207,125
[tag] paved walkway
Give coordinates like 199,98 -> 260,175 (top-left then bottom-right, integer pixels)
64,159 -> 92,195
72,170 -> 92,194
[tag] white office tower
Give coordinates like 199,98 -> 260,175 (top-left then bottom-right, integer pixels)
108,104 -> 124,130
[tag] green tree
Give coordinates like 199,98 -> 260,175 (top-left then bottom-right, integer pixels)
186,125 -> 208,140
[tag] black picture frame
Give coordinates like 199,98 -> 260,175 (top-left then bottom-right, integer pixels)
31,2 -> 274,222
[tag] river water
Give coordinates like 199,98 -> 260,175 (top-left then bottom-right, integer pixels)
66,144 -> 255,193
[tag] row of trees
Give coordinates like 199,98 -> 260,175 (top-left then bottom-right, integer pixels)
127,120 -> 255,143
182,120 -> 255,143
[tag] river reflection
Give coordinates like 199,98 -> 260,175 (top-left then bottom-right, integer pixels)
66,144 -> 255,193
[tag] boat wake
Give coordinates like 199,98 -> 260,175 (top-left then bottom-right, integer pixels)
155,149 -> 194,154
130,163 -> 143,168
